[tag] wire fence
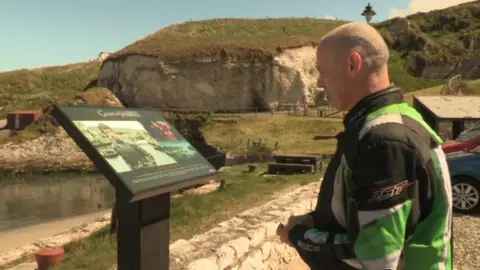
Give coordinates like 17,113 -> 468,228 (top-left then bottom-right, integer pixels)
158,104 -> 344,118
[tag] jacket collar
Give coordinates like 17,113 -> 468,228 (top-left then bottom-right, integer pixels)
343,86 -> 404,128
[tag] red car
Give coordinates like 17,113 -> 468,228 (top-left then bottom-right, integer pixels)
442,121 -> 480,154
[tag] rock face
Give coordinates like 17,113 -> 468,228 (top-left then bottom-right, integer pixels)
97,46 -> 321,110
382,10 -> 480,80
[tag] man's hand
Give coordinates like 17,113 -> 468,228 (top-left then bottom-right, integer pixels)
276,224 -> 293,246
277,215 -> 314,246
285,214 -> 314,230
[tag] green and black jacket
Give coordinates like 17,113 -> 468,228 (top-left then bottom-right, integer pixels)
289,88 -> 453,270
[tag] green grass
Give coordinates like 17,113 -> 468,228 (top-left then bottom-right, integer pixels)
2,163 -> 325,270
108,18 -> 346,62
0,62 -> 100,118
201,115 -> 343,155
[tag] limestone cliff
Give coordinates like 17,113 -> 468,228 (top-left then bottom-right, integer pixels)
97,46 -> 320,111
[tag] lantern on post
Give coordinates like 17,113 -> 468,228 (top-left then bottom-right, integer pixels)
361,3 -> 376,24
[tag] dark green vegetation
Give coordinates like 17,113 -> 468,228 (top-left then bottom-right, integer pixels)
379,1 -> 480,63
376,1 -> 480,78
0,163 -> 325,270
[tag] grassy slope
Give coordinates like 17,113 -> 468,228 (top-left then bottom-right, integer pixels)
0,62 -> 100,118
202,115 -> 342,155
376,0 -> 480,65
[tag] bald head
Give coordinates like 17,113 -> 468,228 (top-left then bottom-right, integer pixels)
319,22 -> 389,73
315,22 -> 391,111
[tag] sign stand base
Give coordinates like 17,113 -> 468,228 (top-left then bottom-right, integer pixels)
116,188 -> 170,270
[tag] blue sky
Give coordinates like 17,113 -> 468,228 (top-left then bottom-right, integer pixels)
0,0 -> 471,71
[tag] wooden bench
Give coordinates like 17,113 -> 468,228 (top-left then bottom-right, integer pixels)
267,163 -> 314,175
273,154 -> 323,172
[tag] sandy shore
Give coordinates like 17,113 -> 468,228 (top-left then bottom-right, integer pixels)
0,210 -> 110,253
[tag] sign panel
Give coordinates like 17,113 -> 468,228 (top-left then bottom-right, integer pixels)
51,105 -> 217,201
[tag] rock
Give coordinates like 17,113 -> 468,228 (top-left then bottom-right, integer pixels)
261,242 -> 272,260
228,237 -> 251,259
263,222 -> 280,239
247,227 -> 266,247
239,250 -> 263,270
387,18 -> 409,36
97,47 -> 323,111
216,244 -> 236,270
186,257 -> 218,270
170,239 -> 196,258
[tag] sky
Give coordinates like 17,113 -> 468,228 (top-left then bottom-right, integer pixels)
0,0 -> 475,72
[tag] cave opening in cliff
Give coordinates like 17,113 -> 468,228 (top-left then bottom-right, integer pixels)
250,90 -> 270,113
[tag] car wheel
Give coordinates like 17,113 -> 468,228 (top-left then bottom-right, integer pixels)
452,176 -> 480,214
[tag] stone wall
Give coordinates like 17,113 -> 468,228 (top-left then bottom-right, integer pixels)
168,182 -> 319,270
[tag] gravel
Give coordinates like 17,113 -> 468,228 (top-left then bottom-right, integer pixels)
453,213 -> 480,270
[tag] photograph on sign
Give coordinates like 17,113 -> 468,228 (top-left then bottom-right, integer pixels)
73,120 -> 182,173
52,106 -> 217,198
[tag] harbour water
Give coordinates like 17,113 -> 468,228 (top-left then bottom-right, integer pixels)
0,173 -> 114,231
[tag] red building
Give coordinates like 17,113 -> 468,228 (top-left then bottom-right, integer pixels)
6,110 -> 42,130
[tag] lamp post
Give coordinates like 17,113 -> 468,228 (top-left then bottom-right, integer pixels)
361,3 -> 376,24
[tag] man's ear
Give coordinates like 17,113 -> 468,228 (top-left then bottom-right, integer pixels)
347,51 -> 362,73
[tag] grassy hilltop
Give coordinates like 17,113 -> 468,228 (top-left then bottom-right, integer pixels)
0,62 -> 100,118
1,1 -> 480,119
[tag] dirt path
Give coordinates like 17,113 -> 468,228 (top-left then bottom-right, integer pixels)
0,210 -> 110,253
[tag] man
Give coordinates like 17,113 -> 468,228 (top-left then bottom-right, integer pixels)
98,123 -> 157,171
277,22 -> 453,270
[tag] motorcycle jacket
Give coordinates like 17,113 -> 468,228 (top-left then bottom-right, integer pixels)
289,87 -> 453,270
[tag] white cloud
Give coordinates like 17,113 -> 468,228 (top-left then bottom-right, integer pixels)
324,14 -> 336,20
390,0 -> 475,18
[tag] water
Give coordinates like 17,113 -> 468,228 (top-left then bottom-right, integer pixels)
0,173 -> 114,231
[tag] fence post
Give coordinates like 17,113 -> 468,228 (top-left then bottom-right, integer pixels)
255,107 -> 258,116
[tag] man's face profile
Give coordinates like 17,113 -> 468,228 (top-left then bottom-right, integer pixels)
316,48 -> 345,110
